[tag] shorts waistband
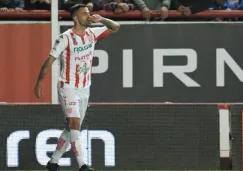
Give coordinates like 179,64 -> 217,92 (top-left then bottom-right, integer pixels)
58,81 -> 90,90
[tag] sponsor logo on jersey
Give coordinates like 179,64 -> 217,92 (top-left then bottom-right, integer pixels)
74,43 -> 92,53
75,51 -> 92,61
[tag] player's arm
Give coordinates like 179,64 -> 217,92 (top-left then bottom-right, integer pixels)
90,14 -> 120,33
99,17 -> 120,33
34,34 -> 67,99
36,55 -> 56,84
34,55 -> 56,99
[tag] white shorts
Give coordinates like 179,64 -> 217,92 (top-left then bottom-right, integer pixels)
57,82 -> 90,123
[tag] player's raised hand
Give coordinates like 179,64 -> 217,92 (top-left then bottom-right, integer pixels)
34,82 -> 44,99
89,14 -> 103,23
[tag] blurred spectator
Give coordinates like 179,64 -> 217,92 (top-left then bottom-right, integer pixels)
84,0 -> 104,11
84,0 -> 95,11
209,0 -> 235,10
15,0 -> 24,10
102,0 -> 137,13
236,0 -> 243,20
171,0 -> 213,16
0,0 -> 14,12
132,0 -> 171,20
0,0 -> 24,11
237,0 -> 243,9
208,0 -> 236,21
31,0 -> 50,4
63,0 -> 101,11
32,0 -> 50,9
25,0 -> 52,9
228,0 -> 238,5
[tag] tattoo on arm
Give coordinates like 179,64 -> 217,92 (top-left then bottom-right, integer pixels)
36,57 -> 53,83
100,18 -> 120,32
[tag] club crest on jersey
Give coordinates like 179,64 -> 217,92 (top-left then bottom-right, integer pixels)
87,34 -> 93,42
70,33 -> 78,45
72,37 -> 78,45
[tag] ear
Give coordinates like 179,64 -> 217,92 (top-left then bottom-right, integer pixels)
73,15 -> 78,22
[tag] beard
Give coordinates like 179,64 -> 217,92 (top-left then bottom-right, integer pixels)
78,20 -> 92,27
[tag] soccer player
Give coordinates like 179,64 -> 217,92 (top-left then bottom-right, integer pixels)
34,4 -> 120,171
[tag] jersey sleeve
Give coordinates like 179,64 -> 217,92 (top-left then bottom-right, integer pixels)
90,26 -> 110,42
49,34 -> 68,58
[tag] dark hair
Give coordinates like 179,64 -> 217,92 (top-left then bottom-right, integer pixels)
69,4 -> 87,17
63,1 -> 87,17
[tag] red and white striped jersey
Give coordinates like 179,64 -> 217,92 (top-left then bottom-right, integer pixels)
50,26 -> 110,89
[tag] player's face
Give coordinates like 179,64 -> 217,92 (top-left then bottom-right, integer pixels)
76,7 -> 92,27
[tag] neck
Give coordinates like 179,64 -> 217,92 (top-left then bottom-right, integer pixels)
73,24 -> 86,36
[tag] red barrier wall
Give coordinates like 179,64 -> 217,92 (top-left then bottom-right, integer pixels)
0,24 -> 51,103
0,10 -> 243,18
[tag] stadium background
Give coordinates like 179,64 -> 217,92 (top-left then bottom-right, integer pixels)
1,0 -> 243,170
